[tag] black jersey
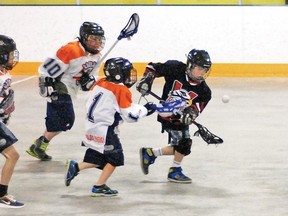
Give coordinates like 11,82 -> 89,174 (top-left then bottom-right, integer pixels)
149,60 -> 212,130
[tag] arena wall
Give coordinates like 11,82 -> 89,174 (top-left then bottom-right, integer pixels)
1,6 -> 287,77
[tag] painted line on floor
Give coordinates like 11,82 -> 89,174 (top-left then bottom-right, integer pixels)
11,75 -> 37,86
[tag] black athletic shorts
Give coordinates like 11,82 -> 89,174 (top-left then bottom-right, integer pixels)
0,121 -> 18,152
45,94 -> 75,132
83,127 -> 124,169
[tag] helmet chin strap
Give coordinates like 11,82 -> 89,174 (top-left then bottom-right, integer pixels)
185,72 -> 201,86
79,38 -> 100,55
0,67 -> 5,74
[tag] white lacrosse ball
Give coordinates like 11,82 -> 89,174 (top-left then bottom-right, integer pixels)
222,95 -> 230,103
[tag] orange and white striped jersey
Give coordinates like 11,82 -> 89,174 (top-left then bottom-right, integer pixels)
82,78 -> 148,153
38,41 -> 101,98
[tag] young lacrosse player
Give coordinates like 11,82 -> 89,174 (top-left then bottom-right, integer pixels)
136,49 -> 212,183
65,57 -> 155,197
0,35 -> 24,208
27,22 -> 106,161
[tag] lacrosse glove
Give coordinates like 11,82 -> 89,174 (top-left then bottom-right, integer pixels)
144,102 -> 156,116
136,65 -> 156,96
180,107 -> 198,125
39,76 -> 55,97
79,73 -> 95,91
171,106 -> 198,125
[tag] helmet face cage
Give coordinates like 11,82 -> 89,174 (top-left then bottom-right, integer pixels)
0,35 -> 19,70
79,22 -> 105,54
186,49 -> 212,84
125,67 -> 137,88
104,57 -> 137,88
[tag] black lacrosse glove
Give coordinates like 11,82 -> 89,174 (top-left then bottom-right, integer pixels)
171,107 -> 198,125
39,76 -> 55,97
79,73 -> 95,91
180,107 -> 198,125
136,65 -> 156,96
144,102 -> 156,116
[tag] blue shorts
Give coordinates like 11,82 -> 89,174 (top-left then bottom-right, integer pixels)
45,94 -> 75,132
83,127 -> 124,169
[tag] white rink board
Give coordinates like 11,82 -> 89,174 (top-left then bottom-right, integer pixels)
0,6 -> 288,63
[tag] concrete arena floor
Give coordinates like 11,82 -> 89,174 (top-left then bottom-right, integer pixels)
0,76 -> 287,216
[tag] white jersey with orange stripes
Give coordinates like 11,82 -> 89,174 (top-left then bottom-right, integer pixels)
82,78 -> 148,153
38,40 -> 101,98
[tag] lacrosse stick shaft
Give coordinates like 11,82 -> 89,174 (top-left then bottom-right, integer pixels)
91,13 -> 139,76
149,91 -> 162,101
92,40 -> 120,74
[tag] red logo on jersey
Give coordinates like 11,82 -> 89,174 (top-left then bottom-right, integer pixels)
171,80 -> 198,100
85,134 -> 104,144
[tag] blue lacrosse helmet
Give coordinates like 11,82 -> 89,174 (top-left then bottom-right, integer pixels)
104,57 -> 137,88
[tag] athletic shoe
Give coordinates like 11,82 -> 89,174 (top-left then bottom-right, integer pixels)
0,194 -> 24,208
26,138 -> 52,161
91,184 -> 118,197
139,147 -> 157,175
65,160 -> 79,186
167,167 -> 192,183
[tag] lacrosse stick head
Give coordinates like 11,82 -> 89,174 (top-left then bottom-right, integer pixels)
117,13 -> 140,40
193,123 -> 224,145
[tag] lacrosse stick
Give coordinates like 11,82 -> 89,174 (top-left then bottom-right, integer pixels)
192,122 -> 223,145
146,90 -> 223,145
92,13 -> 140,74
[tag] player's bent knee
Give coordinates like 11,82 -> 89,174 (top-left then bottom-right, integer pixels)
174,138 -> 192,156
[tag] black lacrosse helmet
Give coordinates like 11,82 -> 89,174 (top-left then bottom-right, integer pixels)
79,22 -> 105,54
0,35 -> 19,70
185,49 -> 212,84
187,49 -> 211,71
104,57 -> 137,88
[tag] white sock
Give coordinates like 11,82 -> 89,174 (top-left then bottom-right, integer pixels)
152,148 -> 162,157
171,160 -> 181,168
